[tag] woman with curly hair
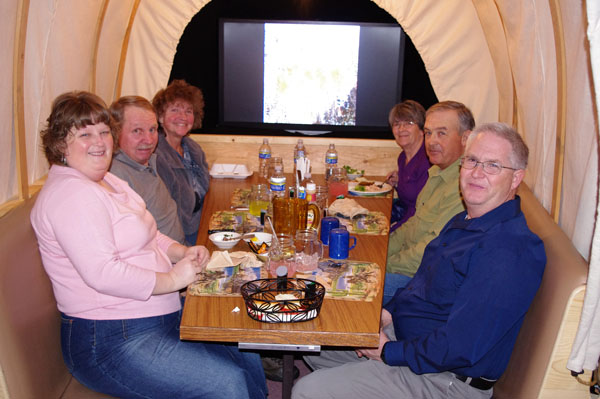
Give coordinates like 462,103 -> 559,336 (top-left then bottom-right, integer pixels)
153,80 -> 210,245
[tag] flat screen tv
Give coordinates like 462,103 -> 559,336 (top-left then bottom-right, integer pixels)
219,19 -> 405,136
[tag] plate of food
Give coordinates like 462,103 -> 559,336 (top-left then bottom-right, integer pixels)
348,179 -> 393,196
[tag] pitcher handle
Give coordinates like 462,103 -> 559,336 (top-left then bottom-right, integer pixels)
307,203 -> 321,230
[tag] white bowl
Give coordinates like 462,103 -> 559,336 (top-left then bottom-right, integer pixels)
347,173 -> 364,180
209,232 -> 242,250
244,232 -> 273,245
244,232 -> 272,261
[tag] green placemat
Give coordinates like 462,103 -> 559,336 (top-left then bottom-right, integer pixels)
188,264 -> 265,296
208,210 -> 264,233
336,211 -> 389,235
231,188 -> 251,208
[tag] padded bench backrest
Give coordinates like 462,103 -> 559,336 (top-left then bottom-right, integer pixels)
0,195 -> 73,398
493,184 -> 588,398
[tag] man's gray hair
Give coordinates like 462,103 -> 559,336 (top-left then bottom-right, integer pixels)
468,122 -> 529,169
426,101 -> 475,134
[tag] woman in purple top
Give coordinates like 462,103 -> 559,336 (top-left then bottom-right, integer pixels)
385,100 -> 431,232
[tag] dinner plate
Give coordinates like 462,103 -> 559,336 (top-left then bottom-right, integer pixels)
348,181 -> 393,196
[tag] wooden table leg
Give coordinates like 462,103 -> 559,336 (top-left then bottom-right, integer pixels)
282,353 -> 294,399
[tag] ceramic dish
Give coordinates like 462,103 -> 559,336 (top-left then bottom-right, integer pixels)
209,232 -> 242,249
209,163 -> 253,179
348,181 -> 393,196
245,232 -> 272,261
243,232 -> 272,245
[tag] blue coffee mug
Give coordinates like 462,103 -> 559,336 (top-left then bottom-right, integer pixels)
320,216 -> 339,245
328,228 -> 357,259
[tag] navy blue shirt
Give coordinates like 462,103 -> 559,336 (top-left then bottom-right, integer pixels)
383,196 -> 546,379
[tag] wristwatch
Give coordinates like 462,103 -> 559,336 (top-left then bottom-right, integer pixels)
380,342 -> 389,365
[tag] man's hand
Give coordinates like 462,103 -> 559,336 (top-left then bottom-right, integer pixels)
355,329 -> 391,362
380,308 -> 393,328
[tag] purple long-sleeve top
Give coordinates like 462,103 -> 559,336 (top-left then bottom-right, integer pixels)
394,141 -> 431,227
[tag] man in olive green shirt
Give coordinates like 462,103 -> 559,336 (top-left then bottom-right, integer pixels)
384,101 -> 475,302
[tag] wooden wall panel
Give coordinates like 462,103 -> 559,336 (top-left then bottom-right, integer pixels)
190,135 -> 402,177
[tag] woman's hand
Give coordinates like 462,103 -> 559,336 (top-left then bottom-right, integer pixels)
153,252 -> 205,295
184,246 -> 210,271
386,170 -> 398,187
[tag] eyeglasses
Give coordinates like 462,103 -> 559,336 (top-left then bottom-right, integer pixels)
392,121 -> 416,129
460,156 -> 518,175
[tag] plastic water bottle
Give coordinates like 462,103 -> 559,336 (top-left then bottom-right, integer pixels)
325,143 -> 338,181
294,139 -> 306,167
258,138 -> 272,179
269,169 -> 287,199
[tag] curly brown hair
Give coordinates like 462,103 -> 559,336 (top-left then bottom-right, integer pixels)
41,91 -> 115,165
152,79 -> 205,132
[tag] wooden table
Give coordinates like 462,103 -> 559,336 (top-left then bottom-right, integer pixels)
180,173 -> 392,398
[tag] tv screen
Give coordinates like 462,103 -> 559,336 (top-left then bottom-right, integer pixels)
219,19 -> 405,136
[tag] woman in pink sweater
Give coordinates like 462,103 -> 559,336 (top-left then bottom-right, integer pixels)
30,91 -> 266,399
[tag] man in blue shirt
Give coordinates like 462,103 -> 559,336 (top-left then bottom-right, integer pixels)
292,123 -> 546,399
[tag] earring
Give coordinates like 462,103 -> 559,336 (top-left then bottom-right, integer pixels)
62,155 -> 67,165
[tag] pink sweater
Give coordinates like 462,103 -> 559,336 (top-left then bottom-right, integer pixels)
31,165 -> 181,320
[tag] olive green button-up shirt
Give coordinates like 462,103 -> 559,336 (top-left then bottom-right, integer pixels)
386,158 -> 465,277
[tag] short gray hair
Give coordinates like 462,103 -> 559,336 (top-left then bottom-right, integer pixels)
467,122 -> 529,169
426,101 -> 475,134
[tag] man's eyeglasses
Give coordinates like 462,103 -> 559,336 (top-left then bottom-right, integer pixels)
392,121 -> 416,129
460,156 -> 518,175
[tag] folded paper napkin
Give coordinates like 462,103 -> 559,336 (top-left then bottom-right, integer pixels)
328,198 -> 369,219
206,251 -> 263,270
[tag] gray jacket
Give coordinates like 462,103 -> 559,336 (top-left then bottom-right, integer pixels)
155,135 -> 210,236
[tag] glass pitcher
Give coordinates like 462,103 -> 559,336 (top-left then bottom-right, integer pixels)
249,184 -> 270,217
327,167 -> 348,204
267,234 -> 296,277
294,229 -> 323,272
272,197 -> 321,236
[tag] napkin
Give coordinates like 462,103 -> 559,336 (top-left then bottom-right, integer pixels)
206,250 -> 263,270
296,157 -> 311,181
229,251 -> 263,268
328,198 -> 369,219
206,251 -> 236,269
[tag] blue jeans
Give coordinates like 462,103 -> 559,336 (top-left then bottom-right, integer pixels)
61,310 -> 267,399
382,272 -> 413,306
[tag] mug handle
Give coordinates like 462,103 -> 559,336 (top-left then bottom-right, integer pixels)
349,236 -> 357,250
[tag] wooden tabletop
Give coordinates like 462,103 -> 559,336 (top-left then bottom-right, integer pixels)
180,173 -> 392,348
